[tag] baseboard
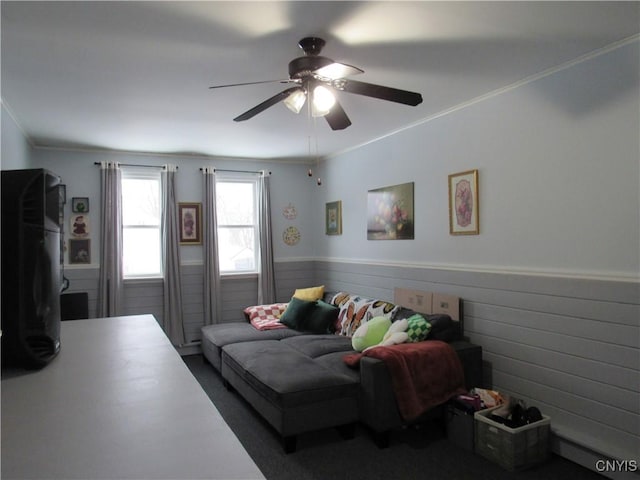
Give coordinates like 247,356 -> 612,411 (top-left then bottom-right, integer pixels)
552,435 -> 639,480
177,343 -> 202,356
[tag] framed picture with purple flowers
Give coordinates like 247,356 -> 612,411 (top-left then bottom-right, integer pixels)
448,169 -> 479,235
367,182 -> 414,240
179,202 -> 202,245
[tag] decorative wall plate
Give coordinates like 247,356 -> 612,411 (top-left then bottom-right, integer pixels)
282,203 -> 297,220
283,226 -> 300,246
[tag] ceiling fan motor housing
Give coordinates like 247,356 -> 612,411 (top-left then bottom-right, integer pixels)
288,55 -> 333,79
298,37 -> 325,55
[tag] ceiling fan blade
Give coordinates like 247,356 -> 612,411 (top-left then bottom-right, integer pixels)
209,79 -> 292,89
324,100 -> 351,130
314,62 -> 364,80
233,87 -> 302,122
337,79 -> 423,106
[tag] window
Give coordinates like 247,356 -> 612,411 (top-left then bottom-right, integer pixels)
121,168 -> 162,278
216,177 -> 258,274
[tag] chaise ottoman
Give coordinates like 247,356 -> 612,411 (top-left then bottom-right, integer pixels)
201,322 -> 303,371
221,339 -> 359,453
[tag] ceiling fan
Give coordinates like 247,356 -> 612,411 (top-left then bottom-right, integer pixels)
209,37 -> 423,131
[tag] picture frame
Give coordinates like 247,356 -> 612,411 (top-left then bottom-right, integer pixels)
72,197 -> 89,213
367,182 -> 414,240
448,169 -> 479,235
69,239 -> 91,264
325,200 -> 342,235
70,214 -> 89,238
179,202 -> 202,245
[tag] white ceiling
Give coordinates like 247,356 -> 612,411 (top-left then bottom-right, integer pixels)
2,1 -> 639,162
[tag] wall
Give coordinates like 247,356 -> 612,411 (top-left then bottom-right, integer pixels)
31,148 -> 317,266
31,148 -> 317,342
314,40 -> 639,281
1,103 -> 32,170
312,39 -> 639,473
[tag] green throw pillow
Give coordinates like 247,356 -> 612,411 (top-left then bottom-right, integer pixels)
280,297 -> 316,330
351,316 -> 392,352
304,300 -> 339,334
406,314 -> 431,342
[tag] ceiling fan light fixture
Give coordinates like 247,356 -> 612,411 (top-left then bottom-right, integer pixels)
311,85 -> 336,117
283,89 -> 306,114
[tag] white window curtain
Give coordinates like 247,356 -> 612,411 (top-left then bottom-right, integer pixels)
202,168 -> 222,325
161,164 -> 185,345
257,171 -> 276,304
97,161 -> 123,317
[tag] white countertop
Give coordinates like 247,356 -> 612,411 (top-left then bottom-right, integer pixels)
1,315 -> 265,480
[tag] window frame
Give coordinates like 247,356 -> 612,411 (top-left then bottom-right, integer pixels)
120,167 -> 163,280
215,174 -> 260,276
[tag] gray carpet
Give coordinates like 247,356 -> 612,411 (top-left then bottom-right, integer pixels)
183,354 -> 602,480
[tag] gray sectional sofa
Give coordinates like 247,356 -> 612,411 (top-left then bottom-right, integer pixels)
201,290 -> 482,453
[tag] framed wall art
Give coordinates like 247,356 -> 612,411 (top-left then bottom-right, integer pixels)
179,202 -> 202,245
69,239 -> 91,264
325,200 -> 342,235
71,197 -> 89,213
367,182 -> 414,240
70,214 -> 89,237
448,169 -> 479,235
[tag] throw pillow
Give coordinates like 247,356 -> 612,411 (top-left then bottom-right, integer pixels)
293,285 -> 325,301
426,314 -> 457,342
331,292 -> 400,337
304,300 -> 339,334
351,316 -> 391,352
280,297 -> 316,330
243,303 -> 289,330
405,314 -> 431,342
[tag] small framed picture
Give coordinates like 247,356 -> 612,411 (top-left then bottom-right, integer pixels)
72,197 -> 90,213
179,202 -> 202,245
448,169 -> 479,235
69,239 -> 91,264
70,214 -> 89,238
325,200 -> 342,235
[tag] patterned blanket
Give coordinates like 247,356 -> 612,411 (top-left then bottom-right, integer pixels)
244,303 -> 289,330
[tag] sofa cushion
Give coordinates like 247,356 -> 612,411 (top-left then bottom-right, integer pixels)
331,292 -> 400,337
292,285 -> 325,301
202,322 -> 302,348
222,340 -> 358,409
313,351 -> 361,383
406,314 -> 431,342
201,322 -> 304,372
280,297 -> 316,330
243,303 -> 289,330
426,314 -> 459,342
280,334 -> 354,359
305,300 -> 339,334
280,298 -> 339,334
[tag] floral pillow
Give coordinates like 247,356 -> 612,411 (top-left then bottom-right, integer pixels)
331,292 -> 400,337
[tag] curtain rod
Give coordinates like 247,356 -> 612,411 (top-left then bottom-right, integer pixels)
199,168 -> 271,175
93,162 -> 174,169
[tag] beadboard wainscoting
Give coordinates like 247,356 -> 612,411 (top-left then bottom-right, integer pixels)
63,259 -> 638,475
62,260 -> 316,345
313,259 -> 639,475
